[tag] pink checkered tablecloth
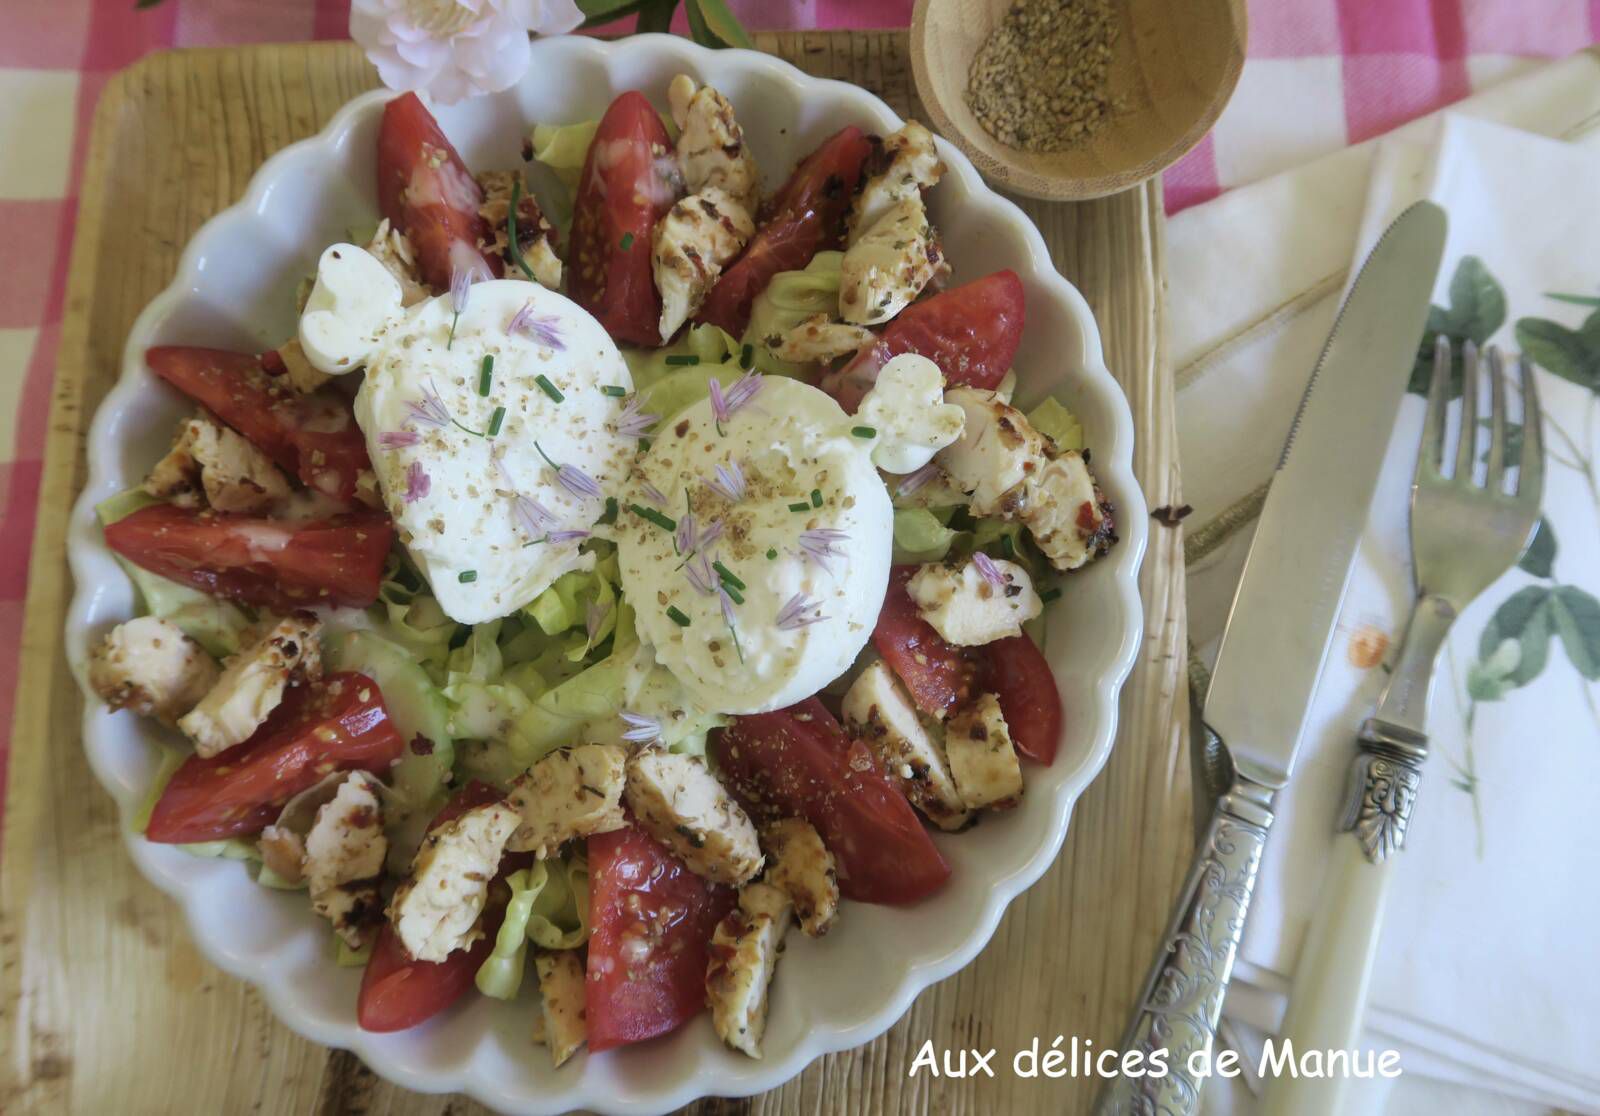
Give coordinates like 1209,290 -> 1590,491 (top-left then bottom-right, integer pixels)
2,0 -> 1597,800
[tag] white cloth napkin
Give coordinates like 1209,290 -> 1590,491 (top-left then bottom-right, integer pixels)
1169,48 -> 1600,1115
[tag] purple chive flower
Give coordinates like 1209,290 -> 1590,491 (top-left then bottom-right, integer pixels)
697,519 -> 724,551
897,462 -> 939,497
718,587 -> 737,627
378,430 -> 421,450
708,460 -> 745,503
776,592 -> 827,631
449,266 -> 474,314
546,528 -> 591,544
708,370 -> 763,429
619,711 -> 662,744
972,551 -> 1007,587
640,481 -> 668,507
405,378 -> 453,429
684,552 -> 718,596
511,493 -> 556,537
534,441 -> 602,501
612,396 -> 658,439
404,461 -> 430,503
586,602 -> 611,644
675,510 -> 698,556
507,302 -> 566,350
798,528 -> 850,574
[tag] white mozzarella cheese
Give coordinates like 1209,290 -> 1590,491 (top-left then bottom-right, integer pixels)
298,243 -> 406,375
854,353 -> 965,474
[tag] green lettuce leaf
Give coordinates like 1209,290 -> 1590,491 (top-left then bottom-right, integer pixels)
528,854 -> 590,949
892,508 -> 959,563
1027,397 -> 1085,452
743,251 -> 844,377
476,865 -> 544,998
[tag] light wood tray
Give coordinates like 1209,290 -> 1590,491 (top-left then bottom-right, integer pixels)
1,33 -> 1190,1116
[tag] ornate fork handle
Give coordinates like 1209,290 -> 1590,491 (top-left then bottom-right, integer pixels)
1095,774 -> 1275,1116
1339,719 -> 1428,863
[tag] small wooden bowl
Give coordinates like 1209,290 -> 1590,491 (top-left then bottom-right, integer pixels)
911,0 -> 1246,200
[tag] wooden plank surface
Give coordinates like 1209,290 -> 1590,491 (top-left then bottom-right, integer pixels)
0,33 -> 1190,1115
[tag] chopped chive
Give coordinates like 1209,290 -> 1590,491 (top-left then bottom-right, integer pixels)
1000,534 -> 1016,559
1040,587 -> 1062,603
478,354 -> 494,396
850,425 -> 876,438
630,503 -> 677,531
601,384 -> 627,397
620,232 -> 635,252
458,570 -> 478,583
639,438 -> 652,452
507,178 -> 538,282
713,561 -> 746,591
721,583 -> 745,605
535,374 -> 564,402
739,343 -> 754,370
599,496 -> 619,525
810,488 -> 823,508
487,406 -> 506,437
666,605 -> 691,627
766,547 -> 777,560
664,354 -> 700,366
787,501 -> 810,513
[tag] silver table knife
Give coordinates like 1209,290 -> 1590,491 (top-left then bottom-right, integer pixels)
1095,200 -> 1447,1115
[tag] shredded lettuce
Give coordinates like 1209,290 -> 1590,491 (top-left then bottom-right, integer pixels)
475,854 -> 591,999
1028,396 -> 1085,452
742,251 -> 844,377
179,838 -> 259,861
337,937 -> 373,967
476,866 -> 541,998
133,745 -> 187,833
95,490 -> 255,657
373,551 -> 460,678
892,507 -> 960,563
257,864 -> 305,890
528,121 -> 600,192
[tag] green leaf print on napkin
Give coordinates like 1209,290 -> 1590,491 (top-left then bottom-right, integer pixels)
1475,586 -> 1557,696
1514,307 -> 1600,392
1518,517 -> 1556,577
1409,256 -> 1508,395
1551,586 -> 1600,680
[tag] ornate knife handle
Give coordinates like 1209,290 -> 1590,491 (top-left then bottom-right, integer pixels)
1095,774 -> 1275,1116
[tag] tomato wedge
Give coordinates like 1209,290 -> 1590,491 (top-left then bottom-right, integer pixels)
978,633 -> 1063,766
145,672 -> 404,843
698,125 -> 875,336
147,346 -> 373,506
714,699 -> 951,905
376,91 -> 498,291
824,270 -> 1027,411
104,503 -> 393,611
568,91 -> 676,347
586,824 -> 735,1052
871,565 -> 976,720
357,781 -> 507,1033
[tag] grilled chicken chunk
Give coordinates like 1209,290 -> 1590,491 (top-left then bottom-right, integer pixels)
388,800 -> 519,962
668,74 -> 760,213
944,694 -> 1023,810
144,411 -> 293,514
505,743 -> 628,857
706,882 -> 793,1058
625,748 -> 763,887
653,187 -> 755,342
88,616 -> 219,726
177,611 -> 322,758
841,661 -> 969,831
760,817 -> 840,937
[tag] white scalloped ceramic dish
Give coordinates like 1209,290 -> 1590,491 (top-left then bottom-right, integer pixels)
65,34 -> 1146,1115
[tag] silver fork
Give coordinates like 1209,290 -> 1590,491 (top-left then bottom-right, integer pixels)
1260,338 -> 1544,1116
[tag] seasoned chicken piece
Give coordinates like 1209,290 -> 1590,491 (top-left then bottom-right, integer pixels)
477,170 -> 563,290
304,772 -> 388,949
624,749 -> 763,886
841,661 -> 968,830
1023,450 -> 1118,571
936,387 -> 1048,517
761,818 -> 840,937
271,338 -> 332,394
388,800 -> 519,962
668,74 -> 760,213
907,557 -> 1042,647
89,616 -> 219,726
653,187 -> 755,342
847,120 -> 944,245
772,314 -> 876,364
855,353 -> 965,474
944,694 -> 1023,810
535,951 -> 588,1068
506,743 -> 628,857
178,611 -> 322,758
839,196 -> 946,326
258,825 -> 308,884
365,217 -> 433,306
706,882 -> 793,1058
145,412 -> 293,515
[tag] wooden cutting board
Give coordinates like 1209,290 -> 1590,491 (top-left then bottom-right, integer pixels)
0,33 -> 1191,1116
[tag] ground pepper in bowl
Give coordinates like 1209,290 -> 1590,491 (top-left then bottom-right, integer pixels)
965,0 -> 1119,153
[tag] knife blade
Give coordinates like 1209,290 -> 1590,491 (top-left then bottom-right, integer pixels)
1096,199 -> 1446,1116
1203,199 -> 1447,787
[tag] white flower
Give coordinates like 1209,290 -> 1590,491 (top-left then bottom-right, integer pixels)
351,0 -> 584,105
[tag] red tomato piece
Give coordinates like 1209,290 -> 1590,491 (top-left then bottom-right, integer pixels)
357,781 -> 507,1033
145,672 -> 404,844
567,91 -> 677,347
376,91 -> 498,291
871,565 -> 976,720
146,346 -> 374,506
978,633 -> 1063,766
714,699 -> 951,905
104,503 -> 394,611
698,125 -> 875,336
824,270 -> 1027,411
585,825 -> 736,1052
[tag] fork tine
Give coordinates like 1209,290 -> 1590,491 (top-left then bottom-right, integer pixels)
1517,353 -> 1545,503
1485,346 -> 1508,490
1420,334 -> 1451,474
1454,340 -> 1481,482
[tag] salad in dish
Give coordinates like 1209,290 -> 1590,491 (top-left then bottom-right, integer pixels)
87,75 -> 1118,1064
